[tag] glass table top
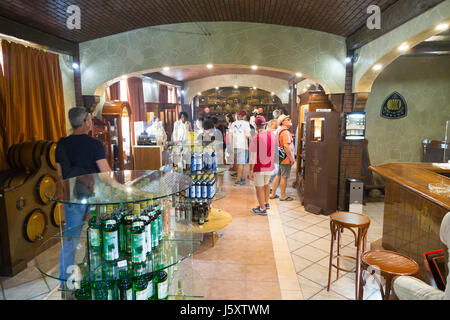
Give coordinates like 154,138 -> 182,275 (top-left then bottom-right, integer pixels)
34,219 -> 203,284
44,170 -> 192,205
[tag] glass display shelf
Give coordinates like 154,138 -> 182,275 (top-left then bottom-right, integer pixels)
44,170 -> 192,205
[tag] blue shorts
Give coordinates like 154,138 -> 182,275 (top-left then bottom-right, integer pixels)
234,148 -> 248,165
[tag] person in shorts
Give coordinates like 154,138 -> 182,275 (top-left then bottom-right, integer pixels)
249,116 -> 275,215
229,110 -> 251,185
270,114 -> 295,201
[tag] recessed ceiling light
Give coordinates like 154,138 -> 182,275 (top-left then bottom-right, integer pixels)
207,64 -> 214,69
345,57 -> 352,64
163,66 -> 170,71
303,88 -> 307,92
234,85 -> 238,89
251,65 -> 258,70
296,72 -> 302,77
398,43 -> 409,52
253,86 -> 257,90
197,92 -> 202,96
181,90 -> 185,94
215,87 -> 219,90
121,75 -> 127,79
271,92 -> 275,95
307,84 -> 311,88
373,64 -> 382,71
72,62 -> 79,69
436,23 -> 449,31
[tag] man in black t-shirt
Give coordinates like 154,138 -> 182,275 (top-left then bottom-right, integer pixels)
56,107 -> 111,292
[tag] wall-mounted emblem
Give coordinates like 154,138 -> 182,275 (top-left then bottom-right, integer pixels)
381,92 -> 407,119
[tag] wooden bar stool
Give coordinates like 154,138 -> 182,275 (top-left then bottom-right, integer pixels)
359,250 -> 420,300
327,211 -> 370,300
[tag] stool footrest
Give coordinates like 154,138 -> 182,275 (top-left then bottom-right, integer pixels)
331,264 -> 356,273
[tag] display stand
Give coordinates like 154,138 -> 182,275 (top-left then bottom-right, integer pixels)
35,170 -> 204,300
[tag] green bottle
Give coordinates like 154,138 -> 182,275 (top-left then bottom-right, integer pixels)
157,208 -> 163,241
131,220 -> 146,264
123,214 -> 135,255
150,214 -> 159,249
103,262 -> 118,300
145,272 -> 154,300
155,271 -> 168,300
102,218 -> 119,261
89,247 -> 103,281
91,281 -> 108,300
74,280 -> 91,300
198,201 -> 205,225
88,208 -> 102,249
139,214 -> 151,255
118,275 -> 133,300
133,275 -> 149,300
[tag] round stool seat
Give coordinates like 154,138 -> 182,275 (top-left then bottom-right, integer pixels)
330,211 -> 371,228
362,250 -> 420,276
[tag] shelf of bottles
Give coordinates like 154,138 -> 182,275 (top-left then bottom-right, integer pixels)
36,170 -> 204,300
168,141 -> 226,226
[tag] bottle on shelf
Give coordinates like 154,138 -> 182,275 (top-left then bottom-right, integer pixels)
102,217 -> 119,262
175,279 -> 185,300
131,220 -> 146,264
155,271 -> 169,300
133,274 -> 149,300
88,209 -> 102,249
118,271 -> 133,300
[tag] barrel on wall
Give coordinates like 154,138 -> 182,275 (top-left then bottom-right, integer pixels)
0,140 -> 64,276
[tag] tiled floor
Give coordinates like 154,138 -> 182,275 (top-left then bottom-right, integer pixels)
0,165 -> 386,300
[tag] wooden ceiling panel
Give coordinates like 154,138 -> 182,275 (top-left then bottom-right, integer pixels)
0,0 -> 399,43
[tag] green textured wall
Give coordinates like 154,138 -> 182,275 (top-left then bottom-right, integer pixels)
79,22 -> 346,95
366,55 -> 450,167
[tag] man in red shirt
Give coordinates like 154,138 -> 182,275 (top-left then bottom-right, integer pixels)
249,116 -> 275,215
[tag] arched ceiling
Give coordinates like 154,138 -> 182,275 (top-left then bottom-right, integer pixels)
0,0 -> 398,43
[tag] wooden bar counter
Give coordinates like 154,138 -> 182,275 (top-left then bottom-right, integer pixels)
370,162 -> 449,281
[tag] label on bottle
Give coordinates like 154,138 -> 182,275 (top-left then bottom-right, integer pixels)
117,260 -> 128,269
190,185 -> 195,198
131,232 -> 146,263
151,220 -> 158,248
135,287 -> 148,300
107,289 -> 114,300
145,224 -> 152,254
133,203 -> 140,215
158,215 -> 163,240
147,279 -> 154,299
103,231 -> 119,261
126,288 -> 133,300
196,184 -> 201,198
202,184 -> 207,198
89,228 -> 101,247
158,280 -> 168,300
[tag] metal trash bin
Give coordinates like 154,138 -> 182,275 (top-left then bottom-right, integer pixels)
345,178 -> 364,213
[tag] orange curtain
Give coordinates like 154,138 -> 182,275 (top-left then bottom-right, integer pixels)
127,77 -> 145,122
1,40 -> 66,152
0,58 -> 7,171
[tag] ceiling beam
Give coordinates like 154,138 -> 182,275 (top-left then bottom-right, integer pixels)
0,16 -> 78,56
346,0 -> 445,51
143,72 -> 184,87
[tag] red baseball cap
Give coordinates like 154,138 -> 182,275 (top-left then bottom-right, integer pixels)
238,110 -> 247,117
255,115 -> 266,126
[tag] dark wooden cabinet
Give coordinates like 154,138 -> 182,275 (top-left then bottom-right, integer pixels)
303,111 -> 340,215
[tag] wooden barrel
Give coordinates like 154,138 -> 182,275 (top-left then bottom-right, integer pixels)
23,209 -> 47,242
19,141 -> 38,173
0,171 -> 16,188
9,143 -> 24,170
51,202 -> 65,227
7,172 -> 31,188
7,144 -> 18,168
36,174 -> 56,204
44,141 -> 57,170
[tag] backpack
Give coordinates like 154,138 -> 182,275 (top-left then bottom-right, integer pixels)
278,129 -> 288,162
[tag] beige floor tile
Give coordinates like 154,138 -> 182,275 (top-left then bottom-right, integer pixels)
4,278 -> 49,300
287,230 -> 320,244
280,214 -> 296,224
297,275 -> 326,300
310,288 -> 349,300
298,214 -> 326,225
286,238 -> 305,252
309,238 -> 333,252
298,264 -> 333,287
281,209 -> 309,219
291,255 -> 315,273
282,225 -> 299,236
328,274 -> 359,300
287,219 -> 314,231
302,225 -> 331,238
292,245 -> 329,263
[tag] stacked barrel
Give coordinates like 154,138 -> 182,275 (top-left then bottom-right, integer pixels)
0,139 -> 63,276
